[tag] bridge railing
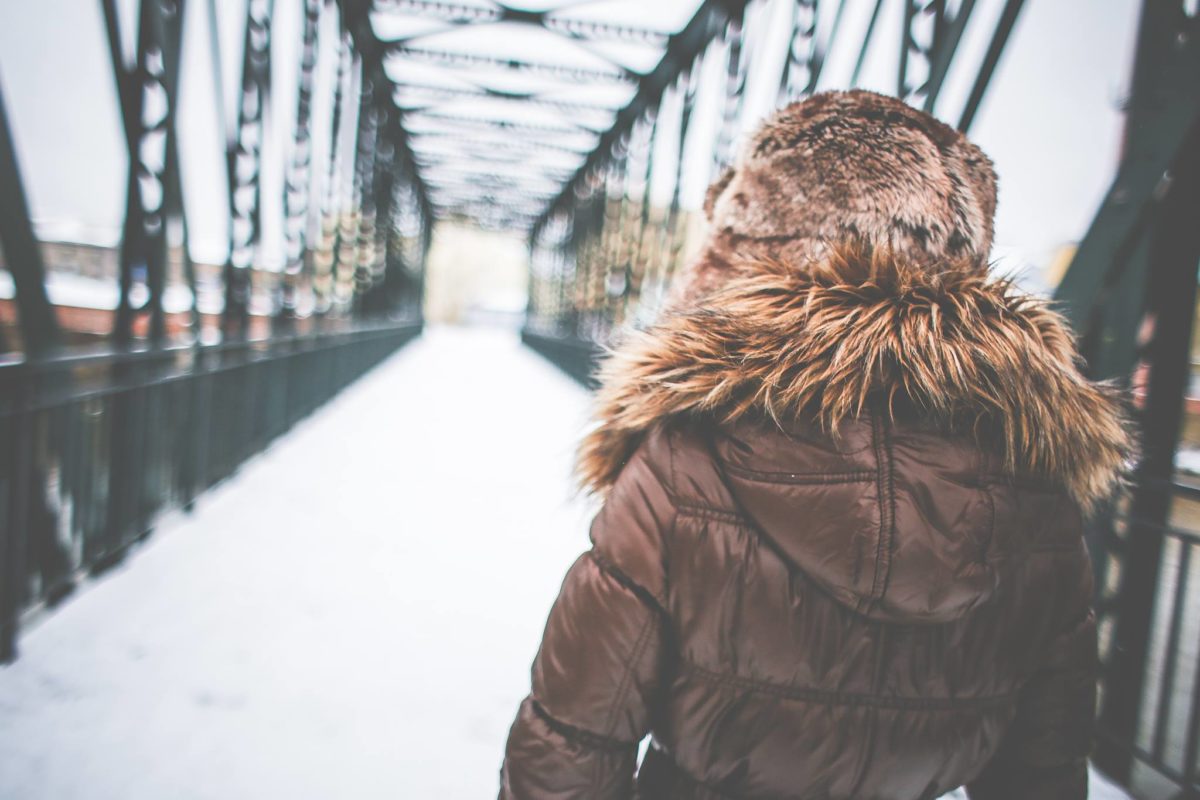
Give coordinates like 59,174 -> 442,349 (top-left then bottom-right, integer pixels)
1088,477 -> 1200,795
0,321 -> 421,662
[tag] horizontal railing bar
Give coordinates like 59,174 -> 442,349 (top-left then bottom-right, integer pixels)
0,321 -> 419,374
0,324 -> 422,417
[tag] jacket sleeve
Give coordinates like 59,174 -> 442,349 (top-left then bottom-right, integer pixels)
499,431 -> 675,800
967,546 -> 1098,800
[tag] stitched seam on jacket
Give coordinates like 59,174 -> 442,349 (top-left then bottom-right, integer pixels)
588,549 -> 667,612
721,462 -> 877,485
664,430 -> 678,609
675,503 -> 747,525
665,507 -> 677,616
684,660 -> 1017,711
529,699 -> 636,752
603,611 -> 656,739
981,458 -> 997,565
667,425 -> 679,504
878,413 -> 898,601
864,412 -> 889,610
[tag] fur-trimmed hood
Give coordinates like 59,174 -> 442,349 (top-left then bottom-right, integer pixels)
578,246 -> 1132,513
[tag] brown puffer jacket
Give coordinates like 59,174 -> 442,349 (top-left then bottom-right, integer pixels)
500,251 -> 1129,800
501,92 -> 1131,799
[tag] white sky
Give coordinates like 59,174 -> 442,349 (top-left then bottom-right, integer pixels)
0,0 -> 1141,278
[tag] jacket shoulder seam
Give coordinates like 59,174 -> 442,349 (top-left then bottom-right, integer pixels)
862,409 -> 897,612
674,502 -> 747,525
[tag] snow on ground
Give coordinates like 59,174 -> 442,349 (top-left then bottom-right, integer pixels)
0,327 -> 596,799
0,326 -> 1132,799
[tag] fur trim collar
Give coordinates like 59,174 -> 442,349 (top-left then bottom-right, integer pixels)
577,246 -> 1133,512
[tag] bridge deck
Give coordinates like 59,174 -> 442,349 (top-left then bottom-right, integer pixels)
0,327 -> 1128,799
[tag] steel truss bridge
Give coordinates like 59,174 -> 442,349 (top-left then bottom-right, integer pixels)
1,1 -> 1199,797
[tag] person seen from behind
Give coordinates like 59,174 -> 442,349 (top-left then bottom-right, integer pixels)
500,89 -> 1132,800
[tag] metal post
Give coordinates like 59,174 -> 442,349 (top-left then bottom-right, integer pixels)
623,112 -> 658,323
364,113 -> 399,316
897,0 -> 921,99
716,14 -> 747,168
956,0 -> 1026,133
147,0 -> 187,346
1095,125 -> 1200,781
922,0 -> 976,112
0,84 -> 59,356
315,26 -> 352,318
850,0 -> 885,88
103,0 -> 146,347
222,0 -> 275,340
350,73 -> 381,315
663,67 -> 698,289
279,0 -> 322,328
778,0 -> 821,105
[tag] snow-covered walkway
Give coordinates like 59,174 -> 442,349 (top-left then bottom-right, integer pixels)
0,326 -> 1131,799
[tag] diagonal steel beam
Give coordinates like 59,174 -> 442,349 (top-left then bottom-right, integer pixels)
373,0 -> 670,45
415,150 -> 581,175
429,185 -> 554,203
104,0 -> 188,346
0,83 -> 60,356
424,171 -> 566,192
777,0 -> 821,104
956,0 -> 1025,132
541,15 -> 669,47
428,190 -> 565,208
385,45 -> 636,83
408,110 -> 603,138
340,0 -> 437,240
411,135 -> 595,159
922,0 -> 977,112
410,133 -> 591,159
901,0 -> 982,111
392,82 -> 618,114
532,0 -> 750,237
431,195 -> 551,211
1054,5 -> 1200,357
850,0 -> 885,87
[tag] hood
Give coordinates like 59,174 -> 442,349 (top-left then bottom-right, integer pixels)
578,244 -> 1133,515
577,246 -> 1131,621
673,90 -> 997,304
713,415 -> 1015,623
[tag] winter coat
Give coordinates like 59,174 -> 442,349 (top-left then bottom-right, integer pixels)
500,92 -> 1131,800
